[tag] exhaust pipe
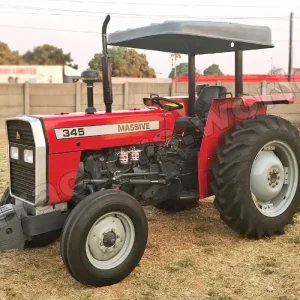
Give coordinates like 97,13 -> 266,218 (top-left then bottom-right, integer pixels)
102,15 -> 113,113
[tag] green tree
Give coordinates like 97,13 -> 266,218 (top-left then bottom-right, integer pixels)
168,62 -> 201,78
0,42 -> 24,65
88,46 -> 156,80
203,64 -> 224,76
22,44 -> 78,69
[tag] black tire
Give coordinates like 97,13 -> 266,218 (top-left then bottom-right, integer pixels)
212,114 -> 300,238
0,187 -> 61,247
60,189 -> 148,287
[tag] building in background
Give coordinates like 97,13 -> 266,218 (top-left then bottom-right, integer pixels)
63,66 -> 81,82
0,65 -> 81,83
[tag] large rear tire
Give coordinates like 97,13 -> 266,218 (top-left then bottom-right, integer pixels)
60,189 -> 148,287
212,115 -> 300,238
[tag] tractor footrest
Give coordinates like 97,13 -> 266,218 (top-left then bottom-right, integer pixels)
0,204 -> 28,251
179,191 -> 199,200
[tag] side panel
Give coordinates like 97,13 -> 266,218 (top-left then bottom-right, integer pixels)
48,151 -> 81,204
198,99 -> 268,199
44,109 -> 176,204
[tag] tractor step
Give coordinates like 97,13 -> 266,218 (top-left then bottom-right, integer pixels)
179,190 -> 199,200
0,204 -> 28,251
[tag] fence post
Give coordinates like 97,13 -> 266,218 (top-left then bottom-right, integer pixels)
261,80 -> 267,95
24,82 -> 30,115
170,79 -> 176,96
75,81 -> 82,112
124,82 -> 129,109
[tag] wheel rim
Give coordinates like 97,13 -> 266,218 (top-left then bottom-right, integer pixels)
250,140 -> 298,217
85,212 -> 135,269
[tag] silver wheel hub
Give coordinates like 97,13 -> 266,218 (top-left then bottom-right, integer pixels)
86,212 -> 135,269
250,140 -> 298,217
251,151 -> 284,202
87,216 -> 125,261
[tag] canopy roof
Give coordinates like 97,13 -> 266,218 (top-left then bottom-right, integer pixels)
107,20 -> 274,55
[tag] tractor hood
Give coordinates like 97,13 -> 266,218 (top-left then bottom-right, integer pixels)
24,108 -> 175,154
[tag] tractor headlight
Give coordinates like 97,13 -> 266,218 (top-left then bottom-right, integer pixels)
24,149 -> 34,164
10,147 -> 19,160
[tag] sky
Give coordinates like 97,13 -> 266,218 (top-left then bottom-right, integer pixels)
0,0 -> 299,78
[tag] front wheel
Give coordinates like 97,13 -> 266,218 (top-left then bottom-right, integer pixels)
60,189 -> 148,287
212,115 -> 300,238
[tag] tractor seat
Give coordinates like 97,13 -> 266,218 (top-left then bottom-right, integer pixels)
175,116 -> 204,130
196,84 -> 209,96
175,85 -> 227,130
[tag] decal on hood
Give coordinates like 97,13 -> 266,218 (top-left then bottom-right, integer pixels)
54,120 -> 160,139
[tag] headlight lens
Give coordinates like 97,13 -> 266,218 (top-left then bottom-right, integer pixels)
24,149 -> 34,164
10,147 -> 19,160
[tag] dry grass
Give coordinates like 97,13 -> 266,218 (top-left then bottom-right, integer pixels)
1,131 -> 300,300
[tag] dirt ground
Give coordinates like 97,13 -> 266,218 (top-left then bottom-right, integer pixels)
1,131 -> 300,300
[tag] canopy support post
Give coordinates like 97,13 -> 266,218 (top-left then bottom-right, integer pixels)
288,12 -> 293,82
235,50 -> 243,97
188,53 -> 196,116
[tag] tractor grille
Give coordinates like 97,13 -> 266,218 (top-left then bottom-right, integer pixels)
7,119 -> 36,203
6,120 -> 35,146
10,161 -> 35,203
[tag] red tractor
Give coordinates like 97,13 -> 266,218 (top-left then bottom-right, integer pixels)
1,15 -> 300,287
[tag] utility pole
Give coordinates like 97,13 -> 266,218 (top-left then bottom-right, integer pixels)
288,12 -> 293,82
270,56 -> 273,72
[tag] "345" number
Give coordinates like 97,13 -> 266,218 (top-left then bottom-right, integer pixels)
62,128 -> 85,137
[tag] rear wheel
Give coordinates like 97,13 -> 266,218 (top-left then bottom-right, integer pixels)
60,189 -> 148,287
212,115 -> 300,238
0,187 -> 61,247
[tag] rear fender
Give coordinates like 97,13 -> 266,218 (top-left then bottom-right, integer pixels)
198,94 -> 294,199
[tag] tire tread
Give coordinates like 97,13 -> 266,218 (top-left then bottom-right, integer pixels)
212,114 -> 300,238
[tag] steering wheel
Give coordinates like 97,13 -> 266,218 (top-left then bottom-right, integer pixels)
151,96 -> 184,111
